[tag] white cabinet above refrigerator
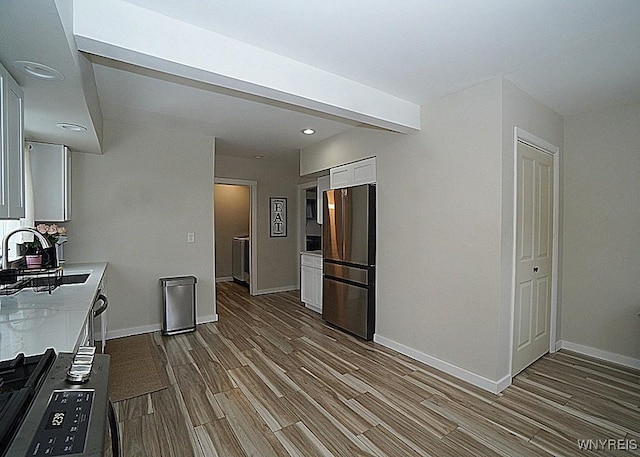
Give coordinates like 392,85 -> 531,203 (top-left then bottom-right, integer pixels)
329,157 -> 376,189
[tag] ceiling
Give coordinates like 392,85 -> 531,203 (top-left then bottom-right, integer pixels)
1,0 -> 639,159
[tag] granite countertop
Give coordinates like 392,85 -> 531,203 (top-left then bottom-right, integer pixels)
0,262 -> 107,360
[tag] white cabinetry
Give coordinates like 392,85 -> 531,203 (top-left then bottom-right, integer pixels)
29,142 -> 72,221
330,157 -> 376,189
74,269 -> 107,352
316,175 -> 330,224
301,253 -> 322,313
0,62 -> 25,219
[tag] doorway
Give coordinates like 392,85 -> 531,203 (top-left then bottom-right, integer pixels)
298,182 -> 320,252
214,178 -> 257,295
511,128 -> 559,376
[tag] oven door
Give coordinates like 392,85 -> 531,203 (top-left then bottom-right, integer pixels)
104,399 -> 121,457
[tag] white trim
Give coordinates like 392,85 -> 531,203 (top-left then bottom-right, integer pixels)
214,177 -> 258,296
556,340 -> 640,370
105,314 -> 219,340
215,276 -> 233,283
509,127 -> 560,377
215,177 -> 256,186
374,334 -> 511,394
254,285 -> 298,295
106,324 -> 161,341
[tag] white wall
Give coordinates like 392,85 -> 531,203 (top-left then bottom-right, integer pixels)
376,79 -> 504,383
561,102 -> 640,363
215,153 -> 302,293
66,120 -> 216,337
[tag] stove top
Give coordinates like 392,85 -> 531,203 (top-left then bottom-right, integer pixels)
0,349 -> 56,455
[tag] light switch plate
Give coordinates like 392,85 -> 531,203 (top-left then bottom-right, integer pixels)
187,232 -> 195,243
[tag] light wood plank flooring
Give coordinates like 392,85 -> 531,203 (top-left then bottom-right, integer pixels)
110,281 -> 640,456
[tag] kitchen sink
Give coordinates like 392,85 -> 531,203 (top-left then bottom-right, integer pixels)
30,273 -> 90,288
61,273 -> 91,284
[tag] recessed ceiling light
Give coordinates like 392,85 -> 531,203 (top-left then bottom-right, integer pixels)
301,128 -> 315,135
253,155 -> 264,159
57,123 -> 87,132
14,61 -> 64,81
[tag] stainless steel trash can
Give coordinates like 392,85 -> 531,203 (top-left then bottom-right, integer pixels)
160,276 -> 197,335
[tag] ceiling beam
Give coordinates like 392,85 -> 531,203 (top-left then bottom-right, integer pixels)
72,0 -> 420,133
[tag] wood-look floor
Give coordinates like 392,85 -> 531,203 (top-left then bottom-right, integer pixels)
110,282 -> 640,457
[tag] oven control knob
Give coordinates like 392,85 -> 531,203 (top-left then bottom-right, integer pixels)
66,346 -> 95,383
77,346 -> 96,356
67,363 -> 92,383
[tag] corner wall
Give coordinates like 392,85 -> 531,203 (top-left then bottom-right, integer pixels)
561,102 -> 640,365
376,79 -> 504,384
66,120 -> 216,337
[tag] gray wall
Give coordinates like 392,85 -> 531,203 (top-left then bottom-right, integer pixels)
377,79 -> 504,382
214,184 -> 250,279
215,152 -> 301,293
299,77 -> 565,387
66,120 -> 216,336
561,102 -> 640,360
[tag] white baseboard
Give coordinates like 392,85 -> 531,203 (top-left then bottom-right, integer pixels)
556,340 -> 640,370
197,314 -> 219,324
374,334 -> 510,394
254,285 -> 298,295
105,314 -> 218,341
106,323 -> 161,340
216,277 -> 233,283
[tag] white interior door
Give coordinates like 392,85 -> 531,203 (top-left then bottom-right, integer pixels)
512,141 -> 554,375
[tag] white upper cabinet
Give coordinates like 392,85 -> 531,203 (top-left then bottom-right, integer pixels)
329,157 -> 376,189
29,142 -> 72,222
316,175 -> 330,224
0,62 -> 25,219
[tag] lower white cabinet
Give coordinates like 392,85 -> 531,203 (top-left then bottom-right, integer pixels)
301,253 -> 322,313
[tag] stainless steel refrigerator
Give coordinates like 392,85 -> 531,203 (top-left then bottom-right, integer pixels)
322,184 -> 376,340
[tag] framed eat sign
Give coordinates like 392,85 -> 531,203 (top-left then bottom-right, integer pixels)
270,197 -> 287,237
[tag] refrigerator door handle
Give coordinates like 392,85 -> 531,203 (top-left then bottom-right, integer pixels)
341,188 -> 347,260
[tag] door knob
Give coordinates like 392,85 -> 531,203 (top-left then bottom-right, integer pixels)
533,267 -> 539,272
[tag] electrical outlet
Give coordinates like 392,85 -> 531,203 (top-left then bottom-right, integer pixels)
187,232 -> 195,243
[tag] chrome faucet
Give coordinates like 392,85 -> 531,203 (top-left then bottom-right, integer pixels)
1,227 -> 53,269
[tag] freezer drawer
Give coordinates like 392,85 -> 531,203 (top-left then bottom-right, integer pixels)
324,261 -> 369,285
322,276 -> 374,340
